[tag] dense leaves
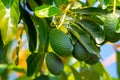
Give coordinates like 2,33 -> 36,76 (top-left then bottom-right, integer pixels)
68,23 -> 100,56
0,0 -> 120,80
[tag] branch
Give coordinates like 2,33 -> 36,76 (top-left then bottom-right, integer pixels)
113,0 -> 116,14
57,3 -> 73,29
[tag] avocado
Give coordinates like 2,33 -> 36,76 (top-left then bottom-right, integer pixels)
46,52 -> 64,75
49,28 -> 73,57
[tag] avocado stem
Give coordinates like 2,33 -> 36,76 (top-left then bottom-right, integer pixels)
57,2 -> 73,29
113,0 -> 116,14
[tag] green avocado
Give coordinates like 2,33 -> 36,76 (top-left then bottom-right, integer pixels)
46,52 -> 64,75
104,13 -> 120,42
49,28 -> 73,57
72,42 -> 90,61
85,54 -> 99,65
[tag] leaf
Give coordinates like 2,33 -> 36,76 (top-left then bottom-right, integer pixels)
10,65 -> 25,73
0,0 -> 20,45
68,22 -> 100,56
115,19 -> 120,33
89,66 -> 100,80
116,50 -> 120,79
92,62 -> 112,80
0,31 -> 7,63
16,76 -> 32,80
99,0 -> 110,9
20,5 -> 37,53
35,5 -> 61,18
58,72 -> 68,80
70,2 -> 82,9
86,0 -> 96,6
79,64 -> 91,80
81,15 -> 104,25
53,0 -> 68,7
0,64 -> 8,74
71,7 -> 109,15
31,16 -> 48,52
112,78 -> 119,80
78,20 -> 105,44
42,0 -> 53,5
26,53 -> 44,76
70,66 -> 80,80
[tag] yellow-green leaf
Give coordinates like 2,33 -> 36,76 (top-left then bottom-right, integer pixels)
0,0 -> 20,45
35,5 -> 61,18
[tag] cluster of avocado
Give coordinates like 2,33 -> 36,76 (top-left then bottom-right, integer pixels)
45,28 -> 99,76
45,13 -> 120,76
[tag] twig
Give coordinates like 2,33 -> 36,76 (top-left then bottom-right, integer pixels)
57,3 -> 73,29
113,0 -> 116,14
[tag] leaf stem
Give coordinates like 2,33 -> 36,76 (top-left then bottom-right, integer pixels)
113,0 -> 116,14
57,3 -> 73,29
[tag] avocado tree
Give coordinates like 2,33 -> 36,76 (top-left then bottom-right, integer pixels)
0,0 -> 120,80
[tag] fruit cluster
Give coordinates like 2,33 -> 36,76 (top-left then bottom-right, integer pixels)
45,12 -> 120,76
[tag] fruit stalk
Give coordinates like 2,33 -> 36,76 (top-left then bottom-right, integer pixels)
113,0 -> 116,14
57,2 -> 73,29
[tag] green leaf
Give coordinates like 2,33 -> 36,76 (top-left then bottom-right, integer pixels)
16,76 -> 32,80
86,0 -> 96,6
79,64 -> 91,80
116,50 -> 120,79
27,0 -> 38,10
89,68 -> 100,80
31,16 -> 48,52
71,7 -> 109,15
70,2 -> 82,9
42,0 -> 53,5
58,72 -> 68,80
78,20 -> 105,44
53,0 -> 68,7
0,32 -> 7,63
26,53 -> 44,76
10,65 -> 25,73
70,66 -> 80,80
115,19 -> 120,33
20,5 -> 37,53
68,22 -> 100,56
99,0 -> 110,9
92,62 -> 112,80
0,64 -> 8,74
0,0 -> 20,45
99,0 -> 120,8
81,15 -> 104,25
112,78 -> 119,80
35,5 -> 61,18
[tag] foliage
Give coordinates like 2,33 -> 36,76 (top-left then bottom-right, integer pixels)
0,0 -> 120,80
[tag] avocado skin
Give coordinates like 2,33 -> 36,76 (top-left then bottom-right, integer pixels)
49,28 -> 73,57
85,54 -> 99,65
34,75 -> 50,80
46,52 -> 64,75
72,42 -> 90,61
